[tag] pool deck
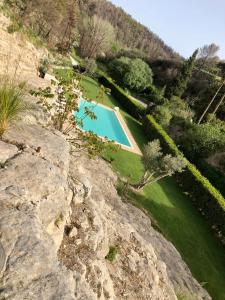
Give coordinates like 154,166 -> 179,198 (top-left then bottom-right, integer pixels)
85,100 -> 142,155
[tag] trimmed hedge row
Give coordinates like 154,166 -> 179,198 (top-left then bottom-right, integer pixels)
98,74 -> 146,119
143,115 -> 225,238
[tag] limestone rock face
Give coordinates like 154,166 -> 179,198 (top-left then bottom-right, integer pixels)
0,141 -> 18,164
0,123 -> 75,300
0,12 -> 50,88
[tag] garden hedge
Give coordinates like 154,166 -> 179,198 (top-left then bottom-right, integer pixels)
98,74 -> 146,119
143,114 -> 225,238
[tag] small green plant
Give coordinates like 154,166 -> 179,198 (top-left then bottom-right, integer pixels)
54,212 -> 64,228
30,87 -> 54,98
176,293 -> 188,300
105,246 -> 119,262
0,82 -> 27,138
38,58 -> 50,78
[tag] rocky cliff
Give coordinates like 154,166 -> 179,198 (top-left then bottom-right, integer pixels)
0,94 -> 211,299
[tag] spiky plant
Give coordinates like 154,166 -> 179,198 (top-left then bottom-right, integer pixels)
0,83 -> 27,138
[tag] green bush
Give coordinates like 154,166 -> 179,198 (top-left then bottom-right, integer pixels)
98,74 -> 146,119
0,82 -> 28,138
108,57 -> 153,91
143,115 -> 225,238
105,246 -> 119,262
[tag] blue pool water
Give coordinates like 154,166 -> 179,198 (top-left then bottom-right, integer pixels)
74,98 -> 131,147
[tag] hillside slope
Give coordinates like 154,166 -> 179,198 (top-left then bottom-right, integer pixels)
79,0 -> 180,60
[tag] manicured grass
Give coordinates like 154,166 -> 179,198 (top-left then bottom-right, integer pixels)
57,70 -> 225,299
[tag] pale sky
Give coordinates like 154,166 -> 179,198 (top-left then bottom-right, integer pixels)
110,0 -> 225,59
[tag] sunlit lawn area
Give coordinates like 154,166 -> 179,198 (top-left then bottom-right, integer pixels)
57,70 -> 225,300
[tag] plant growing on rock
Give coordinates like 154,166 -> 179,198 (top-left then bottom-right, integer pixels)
0,82 -> 28,138
70,131 -> 119,158
105,246 -> 119,262
38,58 -> 50,78
132,140 -> 186,190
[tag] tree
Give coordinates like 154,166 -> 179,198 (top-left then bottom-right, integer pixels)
152,96 -> 193,129
152,105 -> 172,129
132,140 -> 186,189
211,92 -> 225,116
109,56 -> 131,80
197,82 -> 224,124
79,15 -> 115,58
179,123 -> 225,159
166,49 -> 198,98
84,58 -> 97,76
123,58 -> 153,91
197,43 -> 220,68
5,0 -> 80,50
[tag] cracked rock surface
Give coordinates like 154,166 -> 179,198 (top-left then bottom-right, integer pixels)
0,141 -> 18,164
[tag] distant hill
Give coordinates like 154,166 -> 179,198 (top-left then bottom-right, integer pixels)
79,0 -> 180,60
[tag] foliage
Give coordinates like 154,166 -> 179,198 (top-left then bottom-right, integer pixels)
83,58 -> 97,76
0,81 -> 28,137
72,131 -> 119,158
98,74 -> 146,119
143,114 -> 225,240
30,86 -> 54,98
166,49 -> 198,98
123,58 -> 153,91
152,96 -> 193,128
132,140 -> 186,189
196,160 -> 225,199
5,0 -> 79,50
152,105 -> 172,128
145,84 -> 166,105
79,15 -> 115,58
79,0 -> 179,60
149,59 -> 181,87
54,212 -> 64,228
105,246 -> 119,262
109,57 -> 153,91
197,43 -> 220,68
179,123 -> 225,159
38,58 -> 50,78
108,56 -> 130,80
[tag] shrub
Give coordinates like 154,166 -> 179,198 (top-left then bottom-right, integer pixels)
0,82 -> 27,138
179,123 -> 225,159
145,84 -> 166,105
109,57 -> 153,91
98,74 -> 146,119
123,58 -> 153,91
143,115 -> 225,239
105,246 -> 119,262
108,56 -> 130,81
84,58 -> 97,77
38,58 -> 50,78
152,105 -> 172,129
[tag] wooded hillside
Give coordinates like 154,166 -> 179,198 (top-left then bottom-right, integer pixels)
78,0 -> 180,60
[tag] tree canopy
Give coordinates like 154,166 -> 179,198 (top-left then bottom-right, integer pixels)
109,57 -> 153,91
166,49 -> 198,98
132,140 -> 186,189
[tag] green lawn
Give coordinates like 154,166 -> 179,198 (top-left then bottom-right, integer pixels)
58,70 -> 225,300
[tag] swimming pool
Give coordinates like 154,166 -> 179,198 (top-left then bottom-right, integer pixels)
74,98 -> 131,147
